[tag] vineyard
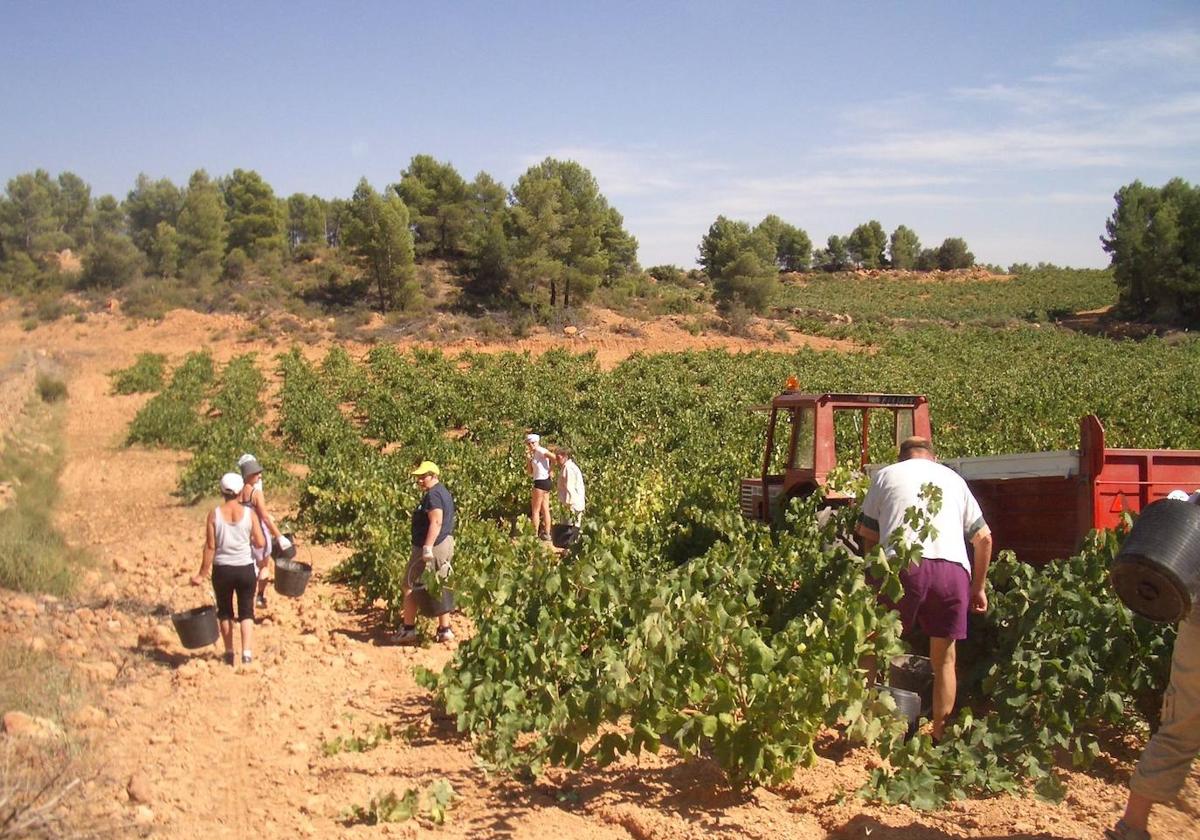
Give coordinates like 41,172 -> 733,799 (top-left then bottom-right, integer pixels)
775,267 -> 1118,337
122,316 -> 1200,810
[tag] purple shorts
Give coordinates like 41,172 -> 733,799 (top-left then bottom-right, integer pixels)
880,558 -> 970,640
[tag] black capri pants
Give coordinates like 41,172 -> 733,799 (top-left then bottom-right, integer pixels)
212,563 -> 257,621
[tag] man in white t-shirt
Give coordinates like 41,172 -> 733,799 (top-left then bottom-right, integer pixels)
856,436 -> 993,741
554,447 -> 586,526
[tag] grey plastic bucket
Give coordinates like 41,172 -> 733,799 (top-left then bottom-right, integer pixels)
1111,499 -> 1200,623
171,605 -> 219,649
274,558 -> 312,598
889,654 -> 934,718
876,684 -> 922,739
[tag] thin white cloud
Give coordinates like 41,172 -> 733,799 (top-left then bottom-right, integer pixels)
1015,192 -> 1112,206
517,145 -> 722,197
510,27 -> 1200,270
950,82 -> 1106,115
830,27 -> 1200,171
835,128 -> 1132,167
1056,29 -> 1200,72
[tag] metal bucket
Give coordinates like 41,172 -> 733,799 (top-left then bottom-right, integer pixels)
876,684 -> 922,739
171,605 -> 219,649
889,654 -> 934,718
274,558 -> 312,598
1111,499 -> 1200,623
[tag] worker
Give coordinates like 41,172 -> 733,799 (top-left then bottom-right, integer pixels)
1107,493 -> 1200,840
190,472 -> 265,665
525,433 -> 554,541
855,436 -> 993,742
393,460 -> 456,645
238,454 -> 289,610
554,447 -> 586,527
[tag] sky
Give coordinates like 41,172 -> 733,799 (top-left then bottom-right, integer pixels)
2,1 -> 1198,270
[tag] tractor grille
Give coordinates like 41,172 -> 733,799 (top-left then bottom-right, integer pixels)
739,481 -> 760,519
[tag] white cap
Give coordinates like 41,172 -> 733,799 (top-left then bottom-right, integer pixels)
525,433 -> 539,444
1168,490 -> 1190,501
220,472 -> 245,495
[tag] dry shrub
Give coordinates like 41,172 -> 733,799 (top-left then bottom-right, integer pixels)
0,737 -> 82,839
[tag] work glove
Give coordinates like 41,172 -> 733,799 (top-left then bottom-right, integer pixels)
422,545 -> 434,560
276,535 -> 292,551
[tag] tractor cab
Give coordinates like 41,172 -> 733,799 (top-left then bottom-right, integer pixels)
740,383 -> 932,522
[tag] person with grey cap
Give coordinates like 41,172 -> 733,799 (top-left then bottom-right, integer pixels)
237,454 -> 289,610
190,472 -> 265,665
525,433 -> 553,541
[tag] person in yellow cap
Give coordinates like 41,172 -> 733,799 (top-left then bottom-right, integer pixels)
394,461 -> 456,644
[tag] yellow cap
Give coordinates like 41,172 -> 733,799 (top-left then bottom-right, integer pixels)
410,460 -> 440,476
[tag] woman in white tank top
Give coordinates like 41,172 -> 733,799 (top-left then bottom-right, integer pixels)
525,433 -> 554,541
191,472 -> 264,665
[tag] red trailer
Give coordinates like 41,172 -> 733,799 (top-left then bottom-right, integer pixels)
741,389 -> 1200,566
944,415 -> 1200,566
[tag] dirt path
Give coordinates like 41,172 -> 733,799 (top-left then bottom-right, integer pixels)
1,308 -> 1197,838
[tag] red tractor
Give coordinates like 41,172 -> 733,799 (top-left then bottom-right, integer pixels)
742,384 -> 1200,565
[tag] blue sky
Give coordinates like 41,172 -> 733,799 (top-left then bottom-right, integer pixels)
2,1 -> 1198,269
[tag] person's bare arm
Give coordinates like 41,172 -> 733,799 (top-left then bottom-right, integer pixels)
423,508 -> 443,556
252,489 -> 282,540
191,511 -> 217,585
250,510 -> 265,551
969,526 -> 993,613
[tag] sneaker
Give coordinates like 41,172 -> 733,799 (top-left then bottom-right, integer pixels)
1105,820 -> 1151,840
435,627 -> 455,643
255,595 -> 267,609
241,652 -> 252,665
223,651 -> 236,666
391,627 -> 420,646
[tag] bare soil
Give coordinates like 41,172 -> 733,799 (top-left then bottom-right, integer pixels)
0,307 -> 1196,838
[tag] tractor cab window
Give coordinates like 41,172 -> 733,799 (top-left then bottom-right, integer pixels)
894,409 -> 915,448
790,405 -> 815,470
834,408 -> 907,470
765,406 -> 815,475
765,408 -> 794,476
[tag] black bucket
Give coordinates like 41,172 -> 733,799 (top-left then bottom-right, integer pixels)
551,523 -> 580,549
889,654 -> 934,718
1111,499 -> 1200,623
410,585 -> 455,618
171,605 -> 219,649
271,532 -> 297,561
876,684 -> 922,739
274,558 -> 312,598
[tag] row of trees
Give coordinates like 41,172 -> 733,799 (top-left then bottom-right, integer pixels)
0,157 -> 641,312
3,160 -> 1011,320
697,214 -> 976,311
1102,178 -> 1199,325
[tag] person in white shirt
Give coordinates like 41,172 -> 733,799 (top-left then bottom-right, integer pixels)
525,433 -> 553,541
856,436 -> 993,742
554,448 -> 586,527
